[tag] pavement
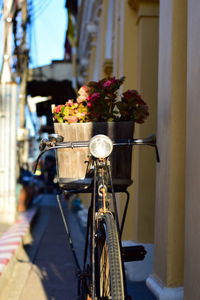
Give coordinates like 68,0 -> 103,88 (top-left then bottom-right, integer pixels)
0,208 -> 37,277
0,224 -> 10,238
0,193 -> 156,300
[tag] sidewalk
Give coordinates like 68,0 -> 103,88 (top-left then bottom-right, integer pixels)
0,224 -> 10,237
0,193 -> 156,300
0,207 -> 37,279
0,194 -> 85,300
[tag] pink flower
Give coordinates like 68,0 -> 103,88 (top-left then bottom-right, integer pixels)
78,86 -> 89,97
102,78 -> 116,88
77,95 -> 87,103
55,105 -> 62,113
77,86 -> 90,103
52,76 -> 149,124
66,99 -> 74,106
63,116 -> 79,123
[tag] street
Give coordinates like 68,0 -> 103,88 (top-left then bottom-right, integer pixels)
0,194 -> 155,300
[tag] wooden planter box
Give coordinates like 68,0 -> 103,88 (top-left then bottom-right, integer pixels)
54,121 -> 134,190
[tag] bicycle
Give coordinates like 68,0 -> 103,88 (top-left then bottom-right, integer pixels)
34,133 -> 159,300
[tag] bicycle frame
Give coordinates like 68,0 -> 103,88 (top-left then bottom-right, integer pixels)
34,134 -> 159,300
89,157 -> 126,298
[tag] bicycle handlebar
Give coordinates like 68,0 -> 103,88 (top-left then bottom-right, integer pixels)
33,134 -> 160,174
40,134 -> 156,148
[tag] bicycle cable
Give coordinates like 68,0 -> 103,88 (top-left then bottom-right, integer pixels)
56,194 -> 81,272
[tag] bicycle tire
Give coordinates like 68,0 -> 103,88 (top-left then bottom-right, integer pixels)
96,212 -> 125,300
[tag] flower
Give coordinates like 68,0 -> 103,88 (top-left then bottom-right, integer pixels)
77,85 -> 90,103
87,102 -> 92,107
102,78 -> 118,88
87,92 -> 101,102
63,115 -> 79,123
78,85 -> 89,96
52,77 -> 149,124
55,105 -> 62,113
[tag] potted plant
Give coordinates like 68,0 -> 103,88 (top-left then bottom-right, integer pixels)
52,77 -> 149,188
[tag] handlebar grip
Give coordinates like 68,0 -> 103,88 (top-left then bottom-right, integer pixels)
48,134 -> 64,143
39,135 -> 64,151
39,139 -> 48,151
133,134 -> 156,145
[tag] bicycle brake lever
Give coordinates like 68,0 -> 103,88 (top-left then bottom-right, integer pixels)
155,145 -> 160,163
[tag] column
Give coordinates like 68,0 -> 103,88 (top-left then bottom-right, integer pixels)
146,0 -> 186,299
131,0 -> 159,244
0,0 -> 18,223
184,1 -> 200,299
118,0 -> 159,245
113,0 -> 138,242
102,0 -> 114,77
0,83 -> 18,223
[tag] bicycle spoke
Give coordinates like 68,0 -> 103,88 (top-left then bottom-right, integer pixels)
96,213 -> 124,300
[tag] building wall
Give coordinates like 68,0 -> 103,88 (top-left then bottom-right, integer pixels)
128,1 -> 159,243
77,0 -> 200,298
147,0 -> 200,299
28,61 -> 73,82
77,0 -> 158,244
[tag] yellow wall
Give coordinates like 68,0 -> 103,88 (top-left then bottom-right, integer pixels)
133,2 -> 158,243
113,0 -> 138,240
81,0 -> 159,244
77,0 -> 200,297
115,1 -> 159,243
184,0 -> 200,298
153,0 -> 186,287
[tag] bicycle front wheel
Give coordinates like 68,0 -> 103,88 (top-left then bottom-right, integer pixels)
96,212 -> 125,300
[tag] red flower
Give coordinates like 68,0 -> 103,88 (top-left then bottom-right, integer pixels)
87,92 -> 101,102
123,90 -> 139,100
